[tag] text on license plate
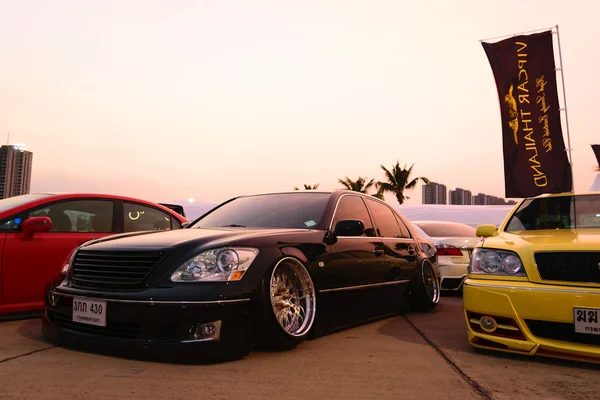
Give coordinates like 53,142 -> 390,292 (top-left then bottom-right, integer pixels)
574,307 -> 600,335
72,297 -> 107,327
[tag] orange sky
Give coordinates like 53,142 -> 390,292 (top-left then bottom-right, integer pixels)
0,0 -> 598,205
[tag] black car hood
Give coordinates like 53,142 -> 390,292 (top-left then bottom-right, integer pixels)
82,227 -> 312,251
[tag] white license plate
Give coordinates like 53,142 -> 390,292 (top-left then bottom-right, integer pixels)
72,297 -> 107,327
574,307 -> 600,335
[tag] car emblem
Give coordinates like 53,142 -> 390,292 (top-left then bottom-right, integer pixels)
49,293 -> 59,307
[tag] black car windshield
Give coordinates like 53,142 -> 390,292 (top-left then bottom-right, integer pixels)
505,194 -> 600,231
0,194 -> 54,213
191,193 -> 331,230
415,222 -> 476,237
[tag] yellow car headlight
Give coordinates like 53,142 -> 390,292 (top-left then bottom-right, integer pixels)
468,248 -> 526,277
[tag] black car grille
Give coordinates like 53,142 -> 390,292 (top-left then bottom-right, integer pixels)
525,319 -> 600,347
70,250 -> 167,289
535,252 -> 600,284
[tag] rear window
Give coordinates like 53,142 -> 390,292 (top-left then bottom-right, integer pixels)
415,222 -> 476,237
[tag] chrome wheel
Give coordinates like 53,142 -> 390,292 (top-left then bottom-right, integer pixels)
422,261 -> 440,304
269,259 -> 316,337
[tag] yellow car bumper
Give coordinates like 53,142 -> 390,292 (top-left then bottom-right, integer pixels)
463,278 -> 600,364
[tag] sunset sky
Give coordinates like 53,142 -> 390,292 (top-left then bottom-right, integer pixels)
0,0 -> 598,206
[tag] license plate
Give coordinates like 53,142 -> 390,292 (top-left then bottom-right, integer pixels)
72,297 -> 107,327
574,307 -> 600,335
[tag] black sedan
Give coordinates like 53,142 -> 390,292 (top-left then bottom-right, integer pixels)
42,190 -> 440,360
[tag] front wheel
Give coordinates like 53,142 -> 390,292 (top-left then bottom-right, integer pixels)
409,259 -> 440,312
253,257 -> 317,350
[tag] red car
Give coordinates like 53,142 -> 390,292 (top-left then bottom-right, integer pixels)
0,192 -> 189,319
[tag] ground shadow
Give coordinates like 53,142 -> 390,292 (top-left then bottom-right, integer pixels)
16,317 -> 53,344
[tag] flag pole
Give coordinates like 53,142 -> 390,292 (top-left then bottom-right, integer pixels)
479,26 -> 555,43
554,24 -> 575,193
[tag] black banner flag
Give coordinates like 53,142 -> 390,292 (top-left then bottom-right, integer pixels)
482,30 -> 572,198
592,144 -> 600,170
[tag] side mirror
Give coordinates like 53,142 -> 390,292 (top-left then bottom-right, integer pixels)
22,216 -> 52,234
476,224 -> 499,238
334,219 -> 365,237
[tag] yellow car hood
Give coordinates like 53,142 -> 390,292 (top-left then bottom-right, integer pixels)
495,228 -> 600,250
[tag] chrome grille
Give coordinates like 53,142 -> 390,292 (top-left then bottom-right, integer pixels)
535,251 -> 600,284
70,250 -> 167,289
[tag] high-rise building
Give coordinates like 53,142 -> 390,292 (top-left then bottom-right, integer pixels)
0,144 -> 33,199
473,193 -> 487,205
422,182 -> 447,204
449,188 -> 472,205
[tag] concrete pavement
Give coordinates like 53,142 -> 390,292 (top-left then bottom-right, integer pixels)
0,297 -> 598,400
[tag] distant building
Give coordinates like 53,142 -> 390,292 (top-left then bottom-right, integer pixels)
0,144 -> 33,199
471,192 -> 514,205
473,193 -> 487,205
449,188 -> 472,205
422,182 -> 447,204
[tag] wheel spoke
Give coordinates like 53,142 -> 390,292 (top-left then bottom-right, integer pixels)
269,260 -> 316,337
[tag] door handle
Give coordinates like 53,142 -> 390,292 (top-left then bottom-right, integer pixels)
373,249 -> 384,256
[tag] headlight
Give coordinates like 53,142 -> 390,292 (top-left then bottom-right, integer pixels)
170,247 -> 259,282
60,247 -> 80,275
61,239 -> 101,276
468,248 -> 526,277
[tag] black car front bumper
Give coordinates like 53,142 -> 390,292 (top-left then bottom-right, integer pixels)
42,288 -> 254,362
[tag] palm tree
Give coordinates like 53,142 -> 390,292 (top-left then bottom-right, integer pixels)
294,184 -> 320,190
377,162 -> 430,205
338,176 -> 383,199
338,176 -> 375,192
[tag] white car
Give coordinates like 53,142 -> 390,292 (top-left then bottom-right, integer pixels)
411,220 -> 479,292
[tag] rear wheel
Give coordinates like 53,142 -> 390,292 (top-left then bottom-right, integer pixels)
254,257 -> 317,350
409,259 -> 440,311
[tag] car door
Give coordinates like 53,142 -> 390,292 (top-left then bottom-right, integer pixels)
318,194 -> 386,327
364,198 -> 418,297
1,199 -> 116,308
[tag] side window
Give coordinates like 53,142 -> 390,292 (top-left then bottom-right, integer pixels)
28,200 -> 114,233
0,215 -> 25,232
394,213 -> 411,238
123,202 -> 174,232
365,199 -> 402,238
170,216 -> 182,229
331,195 -> 375,237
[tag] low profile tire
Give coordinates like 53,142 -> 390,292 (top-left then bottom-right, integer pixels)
253,257 -> 317,351
409,259 -> 441,312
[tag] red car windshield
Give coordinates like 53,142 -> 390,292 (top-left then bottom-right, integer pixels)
0,194 -> 54,213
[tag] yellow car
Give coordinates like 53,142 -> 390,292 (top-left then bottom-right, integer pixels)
463,191 -> 600,363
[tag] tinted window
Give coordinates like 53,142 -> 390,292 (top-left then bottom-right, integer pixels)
332,195 -> 375,237
124,202 -> 175,232
395,213 -> 411,238
170,216 -> 182,229
192,193 -> 330,230
415,222 -> 476,237
365,198 -> 402,238
22,200 -> 114,232
506,194 -> 600,231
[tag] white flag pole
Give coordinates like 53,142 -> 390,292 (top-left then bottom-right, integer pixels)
479,26 -> 555,43
554,24 -> 575,193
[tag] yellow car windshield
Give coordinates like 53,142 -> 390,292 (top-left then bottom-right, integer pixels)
505,194 -> 600,231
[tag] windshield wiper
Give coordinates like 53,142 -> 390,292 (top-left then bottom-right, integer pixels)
219,224 -> 246,228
